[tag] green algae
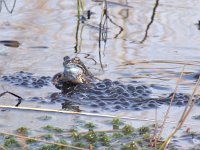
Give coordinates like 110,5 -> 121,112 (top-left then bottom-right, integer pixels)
43,125 -> 64,133
16,127 -> 28,135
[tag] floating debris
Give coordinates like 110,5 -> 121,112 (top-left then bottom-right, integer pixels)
0,40 -> 20,48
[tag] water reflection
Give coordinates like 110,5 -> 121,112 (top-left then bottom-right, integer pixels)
0,0 -> 199,96
74,0 -> 125,70
140,0 -> 159,43
0,0 -> 16,13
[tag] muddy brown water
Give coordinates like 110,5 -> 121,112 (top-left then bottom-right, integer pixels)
0,0 -> 200,149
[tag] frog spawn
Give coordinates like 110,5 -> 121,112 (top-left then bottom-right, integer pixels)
0,71 -> 51,88
1,72 -> 200,111
48,79 -> 200,111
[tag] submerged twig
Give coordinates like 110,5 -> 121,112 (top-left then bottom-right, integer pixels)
0,105 -> 200,127
0,91 -> 22,107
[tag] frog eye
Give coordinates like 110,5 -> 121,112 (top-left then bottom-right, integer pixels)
55,73 -> 62,79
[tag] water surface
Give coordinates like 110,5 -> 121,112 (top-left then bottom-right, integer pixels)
0,0 -> 200,149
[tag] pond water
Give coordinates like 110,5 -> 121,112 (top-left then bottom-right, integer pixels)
0,0 -> 200,149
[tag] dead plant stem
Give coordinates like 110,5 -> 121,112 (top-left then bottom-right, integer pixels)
160,77 -> 200,149
158,65 -> 185,140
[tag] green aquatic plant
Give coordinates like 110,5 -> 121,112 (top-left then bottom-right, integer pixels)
98,132 -> 110,146
112,118 -> 122,129
142,132 -> 150,141
135,139 -> 143,145
83,130 -> 97,143
69,127 -> 78,133
43,125 -> 63,133
74,142 -> 87,148
41,134 -> 53,140
4,136 -> 20,149
122,125 -> 134,135
71,131 -> 81,141
112,132 -> 124,139
84,122 -> 96,130
55,139 -> 68,149
39,139 -> 68,150
138,126 -> 150,135
39,145 -> 56,150
16,127 -> 28,135
122,141 -> 140,150
26,138 -> 37,144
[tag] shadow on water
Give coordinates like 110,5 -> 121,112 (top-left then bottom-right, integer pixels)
0,0 -> 16,14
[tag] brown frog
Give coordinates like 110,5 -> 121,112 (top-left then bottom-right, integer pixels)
52,56 -> 95,91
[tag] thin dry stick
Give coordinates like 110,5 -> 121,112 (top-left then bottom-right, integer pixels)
89,144 -> 93,150
158,65 -> 185,140
80,0 -> 84,14
1,105 -> 200,127
175,77 -> 200,128
33,129 -> 121,139
0,132 -> 89,150
0,105 -> 156,121
154,107 -> 158,150
122,60 -> 200,66
17,135 -> 28,150
0,145 -> 6,150
160,77 -> 200,150
178,76 -> 200,125
0,91 -> 22,106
